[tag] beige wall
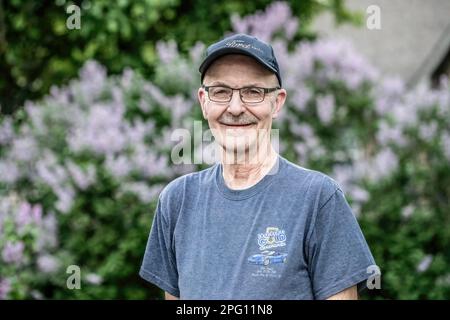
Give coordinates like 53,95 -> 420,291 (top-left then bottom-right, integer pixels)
311,0 -> 450,87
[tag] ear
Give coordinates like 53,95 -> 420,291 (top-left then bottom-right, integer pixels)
198,87 -> 208,119
271,88 -> 287,119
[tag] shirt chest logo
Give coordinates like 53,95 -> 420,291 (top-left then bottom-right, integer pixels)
248,227 -> 288,278
257,227 -> 286,250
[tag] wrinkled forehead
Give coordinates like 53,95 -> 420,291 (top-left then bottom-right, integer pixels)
204,54 -> 277,86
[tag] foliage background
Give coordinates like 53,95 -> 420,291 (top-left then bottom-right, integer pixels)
0,0 -> 358,115
0,1 -> 449,299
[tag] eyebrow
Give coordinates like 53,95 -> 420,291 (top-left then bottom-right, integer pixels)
207,81 -> 268,88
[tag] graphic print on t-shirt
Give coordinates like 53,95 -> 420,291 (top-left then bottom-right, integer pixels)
248,227 -> 287,278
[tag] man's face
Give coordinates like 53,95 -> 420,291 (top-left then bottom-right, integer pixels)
198,54 -> 287,160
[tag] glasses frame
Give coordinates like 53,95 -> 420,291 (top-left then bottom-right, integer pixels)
202,85 -> 280,104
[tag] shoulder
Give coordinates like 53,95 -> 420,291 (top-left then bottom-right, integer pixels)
157,164 -> 217,218
160,164 -> 217,199
280,157 -> 341,208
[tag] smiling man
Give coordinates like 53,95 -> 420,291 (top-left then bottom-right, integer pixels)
199,52 -> 283,188
139,34 -> 378,300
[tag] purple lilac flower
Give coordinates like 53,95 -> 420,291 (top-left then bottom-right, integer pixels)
316,94 -> 335,124
54,186 -> 75,214
0,278 -> 11,300
311,38 -> 378,89
156,40 -> 178,64
417,254 -> 433,273
121,182 -> 161,204
368,148 -> 399,182
143,83 -> 169,107
126,120 -> 154,145
189,42 -> 206,65
10,135 -> 38,162
348,185 -> 370,203
85,273 -> 103,285
418,122 -> 437,142
288,121 -> 313,139
379,76 -> 405,98
121,68 -> 134,90
374,96 -> 390,116
231,2 -> 298,42
32,204 -> 43,223
15,202 -> 33,230
138,98 -> 151,113
35,160 -> 59,189
0,160 -> 20,184
331,165 -> 354,191
409,83 -> 440,111
376,121 -> 407,147
2,241 -> 25,264
289,85 -> 312,112
295,42 -> 315,79
151,129 -> 170,152
390,102 -> 418,128
105,154 -> 132,179
271,40 -> 291,81
25,101 -> 46,135
0,118 -> 14,145
36,212 -> 58,251
170,95 -> 192,126
77,60 -> 107,102
37,254 -> 60,273
401,205 -> 415,219
66,161 -> 96,190
293,142 -> 308,164
49,85 -> 71,106
132,146 -> 169,178
68,102 -> 127,155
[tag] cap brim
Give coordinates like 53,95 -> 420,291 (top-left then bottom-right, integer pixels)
199,47 -> 278,79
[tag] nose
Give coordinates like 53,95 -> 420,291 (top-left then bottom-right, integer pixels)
227,89 -> 245,116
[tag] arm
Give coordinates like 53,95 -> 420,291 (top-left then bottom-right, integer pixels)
326,285 -> 358,300
165,292 -> 179,300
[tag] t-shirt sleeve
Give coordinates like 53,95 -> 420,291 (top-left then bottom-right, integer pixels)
306,185 -> 377,300
139,195 -> 180,298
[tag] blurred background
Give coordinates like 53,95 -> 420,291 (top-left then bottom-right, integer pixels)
0,0 -> 449,299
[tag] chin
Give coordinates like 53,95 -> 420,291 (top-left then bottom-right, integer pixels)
222,139 -> 263,164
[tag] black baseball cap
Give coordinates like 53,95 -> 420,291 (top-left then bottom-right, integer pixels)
199,33 -> 282,87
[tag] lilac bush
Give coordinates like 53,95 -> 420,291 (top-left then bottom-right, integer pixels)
0,194 -> 57,299
0,60 -> 196,299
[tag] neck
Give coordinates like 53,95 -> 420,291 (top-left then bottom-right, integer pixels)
221,144 -> 278,190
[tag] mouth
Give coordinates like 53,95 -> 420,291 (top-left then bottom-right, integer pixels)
220,122 -> 255,128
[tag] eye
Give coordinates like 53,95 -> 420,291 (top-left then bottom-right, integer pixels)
243,88 -> 263,96
215,89 -> 228,95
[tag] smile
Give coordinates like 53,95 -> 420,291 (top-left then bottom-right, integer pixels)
220,123 -> 255,128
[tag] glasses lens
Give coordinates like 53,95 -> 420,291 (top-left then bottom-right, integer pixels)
209,87 -> 232,102
241,87 -> 264,103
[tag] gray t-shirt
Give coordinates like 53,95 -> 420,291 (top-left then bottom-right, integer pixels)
139,155 -> 377,299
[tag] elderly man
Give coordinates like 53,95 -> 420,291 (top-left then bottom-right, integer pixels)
140,34 -> 377,300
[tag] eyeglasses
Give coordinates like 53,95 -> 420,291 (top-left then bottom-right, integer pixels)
202,85 -> 280,104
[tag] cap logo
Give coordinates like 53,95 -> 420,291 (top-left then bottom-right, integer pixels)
225,40 -> 263,54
